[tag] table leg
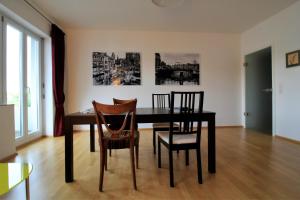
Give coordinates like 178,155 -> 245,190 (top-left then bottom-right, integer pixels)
90,124 -> 95,152
65,118 -> 74,182
25,177 -> 30,200
208,115 -> 216,173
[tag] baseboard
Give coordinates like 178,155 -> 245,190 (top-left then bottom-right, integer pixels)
0,153 -> 18,162
139,128 -> 153,131
275,135 -> 300,145
202,125 -> 243,129
16,135 -> 47,150
139,126 -> 243,131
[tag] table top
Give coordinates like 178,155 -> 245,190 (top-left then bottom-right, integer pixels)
67,107 -> 215,117
64,107 -> 215,125
0,163 -> 33,195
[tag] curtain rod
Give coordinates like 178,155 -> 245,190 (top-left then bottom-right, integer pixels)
23,0 -> 53,24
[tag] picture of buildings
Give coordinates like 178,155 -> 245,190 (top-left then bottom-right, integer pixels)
93,52 -> 141,85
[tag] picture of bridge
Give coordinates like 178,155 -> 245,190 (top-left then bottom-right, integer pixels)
155,53 -> 200,85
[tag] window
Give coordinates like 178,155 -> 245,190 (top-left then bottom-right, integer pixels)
6,24 -> 23,138
1,16 -> 42,142
27,35 -> 41,135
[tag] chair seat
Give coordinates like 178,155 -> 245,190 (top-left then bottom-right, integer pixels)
153,123 -> 179,129
104,130 -> 139,149
157,131 -> 196,144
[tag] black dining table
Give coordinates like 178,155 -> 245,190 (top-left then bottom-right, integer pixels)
64,107 -> 216,183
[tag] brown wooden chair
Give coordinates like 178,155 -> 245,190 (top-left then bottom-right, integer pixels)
152,93 -> 179,154
92,99 -> 138,191
157,91 -> 204,187
109,98 -> 139,169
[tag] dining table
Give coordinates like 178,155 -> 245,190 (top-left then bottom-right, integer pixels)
64,107 -> 216,183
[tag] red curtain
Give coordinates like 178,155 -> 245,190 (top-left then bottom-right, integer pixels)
51,24 -> 65,137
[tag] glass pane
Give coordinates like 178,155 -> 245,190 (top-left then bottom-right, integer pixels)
27,36 -> 40,134
6,24 -> 22,138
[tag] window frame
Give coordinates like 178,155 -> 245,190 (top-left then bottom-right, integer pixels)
1,14 -> 43,145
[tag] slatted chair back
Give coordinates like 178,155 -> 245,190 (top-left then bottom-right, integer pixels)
152,93 -> 170,109
169,91 -> 204,144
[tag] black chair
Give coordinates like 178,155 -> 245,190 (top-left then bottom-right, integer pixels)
152,93 -> 179,154
157,91 -> 204,187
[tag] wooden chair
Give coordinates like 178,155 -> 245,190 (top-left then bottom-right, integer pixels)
92,99 -> 138,191
157,91 -> 204,187
110,98 -> 139,169
152,93 -> 179,154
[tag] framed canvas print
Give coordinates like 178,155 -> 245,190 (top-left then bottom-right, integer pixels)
155,53 -> 200,85
92,52 -> 141,85
286,50 -> 300,68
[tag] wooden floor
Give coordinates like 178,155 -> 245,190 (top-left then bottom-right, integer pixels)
1,128 -> 300,200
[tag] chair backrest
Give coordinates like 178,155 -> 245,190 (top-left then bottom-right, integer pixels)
152,93 -> 170,109
113,98 -> 135,105
169,91 -> 204,144
92,99 -> 137,143
112,98 -> 138,130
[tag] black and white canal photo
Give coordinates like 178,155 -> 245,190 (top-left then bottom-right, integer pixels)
155,53 -> 200,85
93,52 -> 141,85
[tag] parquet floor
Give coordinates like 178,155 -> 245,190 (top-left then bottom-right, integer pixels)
1,128 -> 300,200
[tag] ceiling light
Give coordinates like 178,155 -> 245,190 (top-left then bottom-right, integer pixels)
152,0 -> 185,7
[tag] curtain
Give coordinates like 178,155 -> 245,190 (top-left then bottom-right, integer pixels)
51,24 -> 65,137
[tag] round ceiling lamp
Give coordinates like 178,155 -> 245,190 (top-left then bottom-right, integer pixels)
152,0 -> 185,7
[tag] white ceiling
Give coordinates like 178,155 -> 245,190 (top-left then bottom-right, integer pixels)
30,0 -> 299,33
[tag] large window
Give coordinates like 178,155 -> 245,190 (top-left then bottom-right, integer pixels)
2,18 -> 42,142
27,35 -> 40,135
6,24 -> 23,138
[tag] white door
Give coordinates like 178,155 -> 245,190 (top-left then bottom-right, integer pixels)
4,19 -> 42,143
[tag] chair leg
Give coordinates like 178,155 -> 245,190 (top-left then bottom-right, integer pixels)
109,148 -> 112,157
25,177 -> 30,200
169,149 -> 174,187
135,144 -> 139,169
99,147 -> 106,192
158,139 -> 161,168
153,129 -> 156,154
105,148 -> 108,170
130,146 -> 137,190
196,148 -> 203,184
177,150 -> 179,155
185,150 -> 189,166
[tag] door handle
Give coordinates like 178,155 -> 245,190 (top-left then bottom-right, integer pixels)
262,88 -> 272,92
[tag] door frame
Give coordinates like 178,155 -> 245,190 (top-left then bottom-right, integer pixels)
2,16 -> 43,146
243,46 -> 275,136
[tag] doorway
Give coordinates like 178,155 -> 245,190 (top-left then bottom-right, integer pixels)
245,47 -> 272,134
2,18 -> 42,144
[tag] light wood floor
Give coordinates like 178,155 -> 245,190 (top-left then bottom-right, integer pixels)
1,128 -> 300,200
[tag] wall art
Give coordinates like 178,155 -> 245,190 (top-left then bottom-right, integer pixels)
93,52 -> 141,85
286,50 -> 300,68
155,53 -> 200,85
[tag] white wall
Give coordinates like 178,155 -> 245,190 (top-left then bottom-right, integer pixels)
241,1 -> 300,141
65,29 -> 242,128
